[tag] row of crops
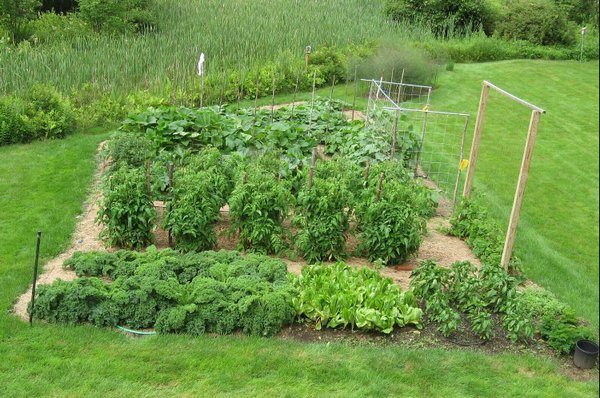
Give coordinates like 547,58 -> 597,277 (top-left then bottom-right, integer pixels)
31,249 -> 422,336
100,99 -> 435,265
31,98 -> 596,353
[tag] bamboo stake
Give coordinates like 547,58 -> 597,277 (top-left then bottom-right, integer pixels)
396,69 -> 405,105
219,68 -> 227,106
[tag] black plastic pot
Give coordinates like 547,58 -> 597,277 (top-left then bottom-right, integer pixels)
573,339 -> 599,369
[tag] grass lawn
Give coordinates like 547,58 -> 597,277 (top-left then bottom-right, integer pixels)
0,111 -> 598,396
429,60 -> 599,328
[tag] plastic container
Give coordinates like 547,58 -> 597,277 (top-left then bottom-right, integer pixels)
573,339 -> 599,369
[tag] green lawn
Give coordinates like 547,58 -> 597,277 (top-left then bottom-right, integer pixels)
429,60 -> 599,328
0,115 -> 598,396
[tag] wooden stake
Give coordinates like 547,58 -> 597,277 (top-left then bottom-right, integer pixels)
253,73 -> 260,118
200,69 -> 205,108
375,172 -> 385,202
219,68 -> 227,106
167,162 -> 174,247
351,66 -> 358,121
145,160 -> 152,196
308,71 -> 317,133
330,75 -> 336,100
396,69 -> 405,104
463,82 -> 490,197
391,110 -> 399,159
291,70 -> 300,117
307,147 -> 318,191
271,73 -> 276,122
501,110 -> 542,271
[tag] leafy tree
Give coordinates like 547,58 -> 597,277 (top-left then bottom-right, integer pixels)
385,0 -> 497,36
0,0 -> 41,41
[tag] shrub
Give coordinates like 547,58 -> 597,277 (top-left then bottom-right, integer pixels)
78,0 -> 155,34
496,0 -> 577,46
97,165 -> 156,249
0,0 -> 41,42
24,83 -> 76,140
385,0 -> 498,36
0,96 -> 33,145
449,195 -> 521,270
291,262 -> 422,333
309,46 -> 347,84
354,41 -> 438,86
27,12 -> 92,44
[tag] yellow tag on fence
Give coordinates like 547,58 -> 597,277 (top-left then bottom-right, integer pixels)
459,159 -> 469,171
422,105 -> 430,111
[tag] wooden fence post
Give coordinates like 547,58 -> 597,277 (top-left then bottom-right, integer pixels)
501,110 -> 542,270
462,82 -> 490,197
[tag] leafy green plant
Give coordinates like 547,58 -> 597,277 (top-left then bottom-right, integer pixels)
449,196 -> 521,271
163,158 -> 227,252
0,95 -> 32,146
97,165 -> 156,249
34,249 -> 296,337
294,161 -> 353,263
411,260 -> 531,341
496,0 -> 577,46
23,83 -> 76,140
229,157 -> 293,254
291,262 -> 422,333
356,179 -> 425,265
106,133 -> 154,172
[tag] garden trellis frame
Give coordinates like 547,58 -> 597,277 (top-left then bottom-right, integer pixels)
462,81 -> 545,271
365,78 -> 471,203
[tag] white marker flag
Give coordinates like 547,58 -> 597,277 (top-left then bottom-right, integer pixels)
198,53 -> 205,76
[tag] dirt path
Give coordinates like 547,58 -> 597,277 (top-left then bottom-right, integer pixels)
13,143 -> 108,320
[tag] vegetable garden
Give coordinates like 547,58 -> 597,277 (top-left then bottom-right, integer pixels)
21,91 -> 596,360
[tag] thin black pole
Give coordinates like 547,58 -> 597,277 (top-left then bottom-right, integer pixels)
29,231 -> 42,326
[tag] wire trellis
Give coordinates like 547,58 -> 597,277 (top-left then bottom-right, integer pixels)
365,78 -> 470,203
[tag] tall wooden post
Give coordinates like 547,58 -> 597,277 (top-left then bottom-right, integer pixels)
501,110 -> 542,270
462,82 -> 490,197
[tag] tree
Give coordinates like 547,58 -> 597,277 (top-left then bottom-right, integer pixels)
0,0 -> 41,41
